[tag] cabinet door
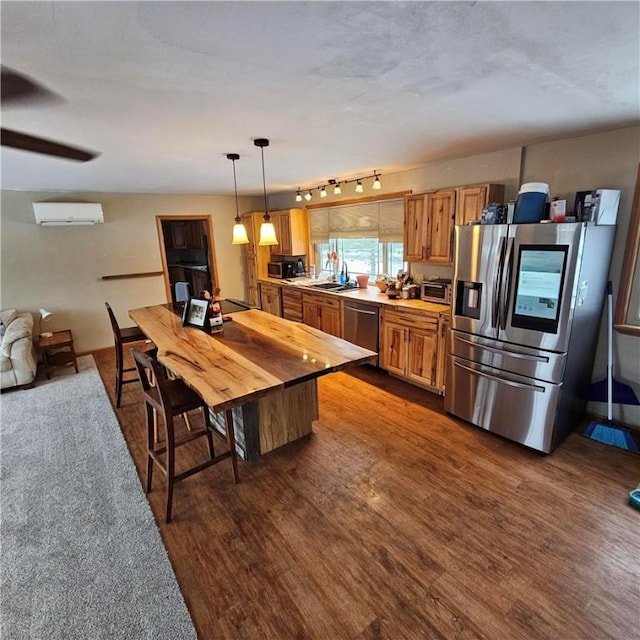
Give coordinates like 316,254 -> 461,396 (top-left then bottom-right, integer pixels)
243,254 -> 259,307
456,186 -> 487,226
171,222 -> 186,248
426,189 -> 456,264
302,300 -> 322,330
271,211 -> 292,255
260,284 -> 282,316
320,304 -> 341,338
407,328 -> 438,387
381,322 -> 407,376
404,195 -> 428,261
436,315 -> 451,391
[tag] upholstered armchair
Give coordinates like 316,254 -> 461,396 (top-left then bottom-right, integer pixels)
0,309 -> 37,390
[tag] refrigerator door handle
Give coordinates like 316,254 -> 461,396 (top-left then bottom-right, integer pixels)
499,237 -> 515,330
454,335 -> 550,363
492,236 -> 506,328
453,360 -> 546,392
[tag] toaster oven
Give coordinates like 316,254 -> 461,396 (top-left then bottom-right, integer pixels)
421,279 -> 452,304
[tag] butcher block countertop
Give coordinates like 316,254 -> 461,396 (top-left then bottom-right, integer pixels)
129,303 -> 377,412
259,277 -> 451,315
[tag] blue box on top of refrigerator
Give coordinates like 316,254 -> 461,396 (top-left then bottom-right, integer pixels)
444,222 -> 616,453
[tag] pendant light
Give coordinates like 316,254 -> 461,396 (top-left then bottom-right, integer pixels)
372,172 -> 381,190
228,153 -> 249,245
255,138 -> 278,246
295,188 -> 302,202
355,179 -> 364,193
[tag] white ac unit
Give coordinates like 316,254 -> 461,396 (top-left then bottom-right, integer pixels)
32,202 -> 104,226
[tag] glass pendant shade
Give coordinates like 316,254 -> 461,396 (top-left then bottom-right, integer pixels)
372,175 -> 381,190
259,219 -> 278,245
355,180 -> 364,193
232,220 -> 249,244
255,138 -> 278,246
334,184 -> 342,195
304,190 -> 312,201
295,189 -> 302,202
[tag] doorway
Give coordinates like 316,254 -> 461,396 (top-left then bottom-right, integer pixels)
156,216 -> 219,302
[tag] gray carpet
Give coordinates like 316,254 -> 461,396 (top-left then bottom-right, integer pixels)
1,355 -> 197,640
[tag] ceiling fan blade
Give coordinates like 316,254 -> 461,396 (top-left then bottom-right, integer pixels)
1,66 -> 59,105
1,128 -> 98,162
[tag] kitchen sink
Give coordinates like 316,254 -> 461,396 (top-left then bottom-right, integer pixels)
304,282 -> 358,292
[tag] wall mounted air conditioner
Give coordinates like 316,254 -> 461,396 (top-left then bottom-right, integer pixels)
32,202 -> 104,226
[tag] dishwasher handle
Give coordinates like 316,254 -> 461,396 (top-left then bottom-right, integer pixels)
344,305 -> 378,316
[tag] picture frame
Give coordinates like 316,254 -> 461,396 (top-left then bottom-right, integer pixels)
181,297 -> 211,331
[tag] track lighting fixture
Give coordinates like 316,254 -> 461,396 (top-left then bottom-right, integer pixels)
228,153 -> 249,245
295,170 -> 382,202
254,138 -> 278,246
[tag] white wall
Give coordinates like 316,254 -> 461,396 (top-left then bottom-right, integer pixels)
0,191 -> 260,353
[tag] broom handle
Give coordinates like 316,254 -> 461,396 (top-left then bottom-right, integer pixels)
607,280 -> 613,422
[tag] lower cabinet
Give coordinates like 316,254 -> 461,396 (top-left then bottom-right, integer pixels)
282,287 -> 303,322
381,308 -> 440,391
302,291 -> 341,337
260,283 -> 282,316
436,314 -> 451,391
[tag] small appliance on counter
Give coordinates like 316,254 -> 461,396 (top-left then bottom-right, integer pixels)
421,278 -> 452,304
267,257 -> 307,279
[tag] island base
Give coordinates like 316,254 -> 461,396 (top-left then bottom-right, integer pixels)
209,379 -> 319,460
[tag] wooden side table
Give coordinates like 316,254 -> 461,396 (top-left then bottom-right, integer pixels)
39,330 -> 79,379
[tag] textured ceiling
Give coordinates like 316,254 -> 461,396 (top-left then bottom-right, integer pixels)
1,1 -> 638,195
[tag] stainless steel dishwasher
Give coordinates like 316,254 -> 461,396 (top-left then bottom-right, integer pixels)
343,300 -> 379,365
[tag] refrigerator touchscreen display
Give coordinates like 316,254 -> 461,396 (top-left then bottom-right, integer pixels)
511,246 -> 568,333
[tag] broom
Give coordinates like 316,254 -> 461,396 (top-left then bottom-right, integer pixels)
583,281 -> 639,452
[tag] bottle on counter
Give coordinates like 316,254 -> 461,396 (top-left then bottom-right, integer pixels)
339,263 -> 347,285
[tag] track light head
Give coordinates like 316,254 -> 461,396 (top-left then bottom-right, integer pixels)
355,180 -> 364,193
304,190 -> 312,202
295,188 -> 302,202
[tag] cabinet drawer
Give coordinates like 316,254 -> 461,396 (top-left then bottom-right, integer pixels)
383,309 -> 438,331
282,288 -> 303,322
302,291 -> 341,310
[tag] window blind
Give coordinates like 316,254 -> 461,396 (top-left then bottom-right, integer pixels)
309,199 -> 403,243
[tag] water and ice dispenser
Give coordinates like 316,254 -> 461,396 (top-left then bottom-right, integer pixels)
456,281 -> 482,319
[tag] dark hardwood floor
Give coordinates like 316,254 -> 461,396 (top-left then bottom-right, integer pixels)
93,347 -> 639,640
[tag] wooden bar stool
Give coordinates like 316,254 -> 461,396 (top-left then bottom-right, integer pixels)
105,302 -> 150,408
131,347 -> 239,523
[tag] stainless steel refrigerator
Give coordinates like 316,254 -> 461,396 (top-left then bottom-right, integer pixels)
444,222 -> 616,453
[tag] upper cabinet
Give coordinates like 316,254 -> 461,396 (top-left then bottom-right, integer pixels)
426,189 -> 456,264
270,208 -> 310,256
404,189 -> 456,264
404,182 -> 505,264
455,184 -> 505,226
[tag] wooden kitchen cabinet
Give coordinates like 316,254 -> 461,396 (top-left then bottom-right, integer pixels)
404,194 -> 430,261
269,208 -> 310,256
244,254 -> 260,307
455,184 -> 505,226
404,189 -> 456,264
381,308 -> 440,390
260,283 -> 282,317
436,313 -> 451,392
282,287 -> 303,322
302,291 -> 341,338
242,212 -> 271,306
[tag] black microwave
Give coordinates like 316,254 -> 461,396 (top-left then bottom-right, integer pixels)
267,261 -> 294,279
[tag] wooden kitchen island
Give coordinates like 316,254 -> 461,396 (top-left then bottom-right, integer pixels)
129,303 -> 376,459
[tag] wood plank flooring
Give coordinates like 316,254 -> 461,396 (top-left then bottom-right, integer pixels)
92,347 -> 640,640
